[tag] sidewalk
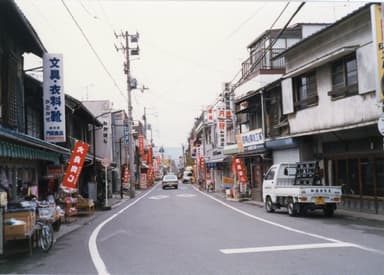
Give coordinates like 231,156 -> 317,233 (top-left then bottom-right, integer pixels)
207,190 -> 384,223
54,193 -> 133,242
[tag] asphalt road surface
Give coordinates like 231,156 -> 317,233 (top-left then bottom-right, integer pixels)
2,183 -> 384,275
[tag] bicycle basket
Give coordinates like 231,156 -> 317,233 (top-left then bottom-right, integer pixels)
38,207 -> 55,219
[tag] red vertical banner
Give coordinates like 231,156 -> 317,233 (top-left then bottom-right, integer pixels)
62,141 -> 89,190
200,157 -> 205,170
122,165 -> 129,184
234,158 -> 248,184
147,168 -> 153,183
138,135 -> 144,155
147,145 -> 153,165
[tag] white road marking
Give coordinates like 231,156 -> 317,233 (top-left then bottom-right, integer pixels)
176,193 -> 196,198
148,195 -> 169,200
192,186 -> 384,256
89,185 -> 159,275
220,242 -> 357,254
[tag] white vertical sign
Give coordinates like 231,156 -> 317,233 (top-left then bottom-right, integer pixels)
43,54 -> 66,142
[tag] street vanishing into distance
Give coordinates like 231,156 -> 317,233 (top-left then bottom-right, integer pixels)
2,183 -> 384,275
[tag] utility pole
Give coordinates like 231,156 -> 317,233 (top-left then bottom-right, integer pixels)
115,31 -> 140,198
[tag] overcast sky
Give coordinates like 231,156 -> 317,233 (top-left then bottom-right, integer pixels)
16,0 -> 368,150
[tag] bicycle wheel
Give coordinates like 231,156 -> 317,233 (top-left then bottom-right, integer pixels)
39,223 -> 54,252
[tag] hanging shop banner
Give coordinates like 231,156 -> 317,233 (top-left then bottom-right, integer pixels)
138,135 -> 145,155
62,141 -> 89,190
140,173 -> 147,189
226,109 -> 232,120
216,119 -> 225,148
147,145 -> 153,165
206,106 -> 214,123
216,107 -> 226,120
43,53 -> 66,142
200,157 -> 205,170
234,158 -> 248,184
147,168 -> 154,183
372,4 -> 384,102
122,165 -> 129,184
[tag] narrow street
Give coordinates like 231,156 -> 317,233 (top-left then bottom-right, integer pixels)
2,183 -> 384,275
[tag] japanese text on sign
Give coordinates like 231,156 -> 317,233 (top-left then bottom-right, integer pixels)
43,53 -> 66,142
62,141 -> 89,189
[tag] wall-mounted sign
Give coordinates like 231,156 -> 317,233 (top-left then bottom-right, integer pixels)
43,53 -> 66,142
241,128 -> 264,148
138,135 -> 144,155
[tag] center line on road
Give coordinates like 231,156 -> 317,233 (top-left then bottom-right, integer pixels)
220,242 -> 357,254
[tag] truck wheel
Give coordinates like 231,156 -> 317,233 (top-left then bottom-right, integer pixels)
287,201 -> 297,216
299,205 -> 308,216
324,206 -> 334,217
265,197 -> 275,213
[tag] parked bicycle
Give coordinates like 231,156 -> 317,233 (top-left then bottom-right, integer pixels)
36,201 -> 55,252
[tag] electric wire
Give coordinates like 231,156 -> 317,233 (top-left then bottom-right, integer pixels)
225,2 -> 268,40
60,0 -> 126,101
240,2 -> 305,84
79,0 -> 98,19
228,2 -> 290,85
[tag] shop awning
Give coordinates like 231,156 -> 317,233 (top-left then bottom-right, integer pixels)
206,157 -> 230,164
223,144 -> 239,155
0,141 -> 60,163
0,125 -> 70,156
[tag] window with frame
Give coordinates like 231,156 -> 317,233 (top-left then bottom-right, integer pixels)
26,106 -> 42,138
293,71 -> 318,110
328,54 -> 358,99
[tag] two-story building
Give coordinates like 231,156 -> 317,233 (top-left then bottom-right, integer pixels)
278,3 -> 383,214
0,0 -> 105,205
231,23 -> 328,201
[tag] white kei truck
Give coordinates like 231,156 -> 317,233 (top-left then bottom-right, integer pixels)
262,161 -> 342,217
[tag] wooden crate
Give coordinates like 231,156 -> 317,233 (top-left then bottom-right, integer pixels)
4,223 -> 27,240
4,210 -> 36,240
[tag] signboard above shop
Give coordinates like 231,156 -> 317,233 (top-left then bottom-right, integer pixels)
43,53 -> 66,143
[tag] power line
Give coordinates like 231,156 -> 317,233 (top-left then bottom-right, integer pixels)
242,2 -> 305,83
60,0 -> 126,100
229,2 -> 290,85
225,3 -> 269,40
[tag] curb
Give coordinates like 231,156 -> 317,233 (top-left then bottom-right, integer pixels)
207,191 -> 384,223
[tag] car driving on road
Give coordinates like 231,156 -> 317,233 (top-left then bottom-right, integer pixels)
182,171 -> 193,184
162,174 -> 178,189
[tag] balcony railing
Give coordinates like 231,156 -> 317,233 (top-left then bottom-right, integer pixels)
241,48 -> 286,80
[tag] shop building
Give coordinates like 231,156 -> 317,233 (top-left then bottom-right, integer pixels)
278,4 -> 383,213
231,24 -> 328,201
0,1 -> 64,202
0,1 -> 104,205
